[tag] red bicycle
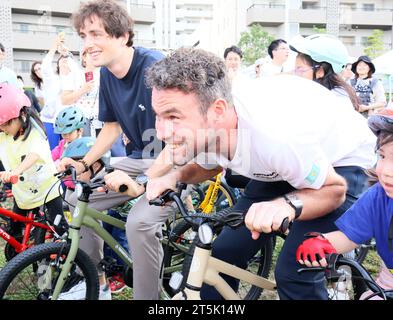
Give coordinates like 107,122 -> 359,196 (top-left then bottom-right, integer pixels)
0,180 -> 54,261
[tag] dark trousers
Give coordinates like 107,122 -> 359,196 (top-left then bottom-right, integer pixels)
12,196 -> 67,236
201,166 -> 368,300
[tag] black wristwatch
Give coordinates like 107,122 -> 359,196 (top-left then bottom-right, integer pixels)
135,174 -> 149,188
283,193 -> 303,219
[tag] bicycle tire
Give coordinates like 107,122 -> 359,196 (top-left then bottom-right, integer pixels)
179,234 -> 275,300
4,224 -> 48,262
0,242 -> 99,300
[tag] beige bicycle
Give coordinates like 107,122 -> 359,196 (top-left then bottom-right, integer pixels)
149,184 -> 290,300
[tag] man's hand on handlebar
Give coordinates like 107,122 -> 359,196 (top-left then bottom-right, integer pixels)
146,172 -> 178,201
103,170 -> 144,197
244,197 -> 296,240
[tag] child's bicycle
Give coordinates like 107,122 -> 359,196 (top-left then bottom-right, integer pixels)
148,183 -> 290,300
0,179 -> 54,261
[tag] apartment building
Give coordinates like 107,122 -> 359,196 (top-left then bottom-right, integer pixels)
1,0 -> 155,87
246,0 -> 393,57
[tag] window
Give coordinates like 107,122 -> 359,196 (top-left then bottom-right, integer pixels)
19,23 -> 29,33
361,37 -> 370,46
340,2 -> 356,10
362,3 -> 375,11
302,3 -> 319,10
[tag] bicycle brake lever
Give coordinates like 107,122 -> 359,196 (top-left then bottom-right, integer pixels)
149,189 -> 175,206
277,217 -> 292,235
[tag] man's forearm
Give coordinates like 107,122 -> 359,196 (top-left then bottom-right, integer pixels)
145,145 -> 173,179
292,185 -> 346,220
173,164 -> 222,184
83,122 -> 122,166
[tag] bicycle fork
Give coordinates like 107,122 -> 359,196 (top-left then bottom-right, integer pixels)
51,202 -> 87,300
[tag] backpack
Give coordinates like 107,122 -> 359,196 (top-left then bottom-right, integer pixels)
350,77 -> 379,106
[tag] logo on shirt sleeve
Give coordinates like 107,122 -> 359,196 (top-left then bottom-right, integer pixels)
305,164 -> 320,185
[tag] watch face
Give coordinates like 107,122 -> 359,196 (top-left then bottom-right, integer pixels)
285,194 -> 303,211
136,174 -> 148,186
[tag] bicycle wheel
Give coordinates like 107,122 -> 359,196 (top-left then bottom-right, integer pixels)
0,242 -> 100,300
179,234 -> 275,300
237,235 -> 275,300
4,227 -> 47,262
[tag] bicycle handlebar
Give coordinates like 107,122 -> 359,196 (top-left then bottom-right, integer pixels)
55,166 -> 128,194
149,183 -> 291,234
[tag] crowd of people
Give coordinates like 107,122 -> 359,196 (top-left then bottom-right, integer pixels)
0,0 -> 393,301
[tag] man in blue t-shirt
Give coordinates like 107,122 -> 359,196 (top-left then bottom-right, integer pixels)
59,0 -> 182,300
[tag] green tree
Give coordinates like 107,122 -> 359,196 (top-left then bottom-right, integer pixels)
237,24 -> 274,66
312,26 -> 326,34
364,29 -> 385,59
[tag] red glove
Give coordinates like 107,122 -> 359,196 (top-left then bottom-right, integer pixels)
296,233 -> 337,263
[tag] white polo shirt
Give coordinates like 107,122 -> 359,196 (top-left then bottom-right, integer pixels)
199,74 -> 376,190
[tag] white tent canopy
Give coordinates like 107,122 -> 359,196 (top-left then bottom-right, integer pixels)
373,50 -> 393,75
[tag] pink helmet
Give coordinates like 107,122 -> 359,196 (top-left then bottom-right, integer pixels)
0,83 -> 31,126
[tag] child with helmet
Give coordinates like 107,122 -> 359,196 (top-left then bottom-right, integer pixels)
290,34 -> 360,112
59,136 -> 114,299
51,106 -> 86,165
0,83 -> 67,235
296,109 -> 393,300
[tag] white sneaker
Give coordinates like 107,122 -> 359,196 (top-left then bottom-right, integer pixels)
99,284 -> 112,300
56,281 -> 111,300
57,281 -> 86,300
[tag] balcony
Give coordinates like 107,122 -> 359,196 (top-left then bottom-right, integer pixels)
290,7 -> 327,26
246,4 -> 286,27
12,28 -> 81,53
129,4 -> 155,24
11,0 -> 156,24
247,4 -> 393,28
11,0 -> 80,16
344,8 -> 393,29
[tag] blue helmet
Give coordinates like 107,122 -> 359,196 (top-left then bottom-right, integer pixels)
290,34 -> 350,73
54,106 -> 86,134
62,137 -> 110,167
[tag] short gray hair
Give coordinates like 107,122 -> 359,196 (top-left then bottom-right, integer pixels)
145,47 -> 233,114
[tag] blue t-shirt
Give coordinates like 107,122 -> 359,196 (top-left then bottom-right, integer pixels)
99,47 -> 165,159
335,183 -> 393,268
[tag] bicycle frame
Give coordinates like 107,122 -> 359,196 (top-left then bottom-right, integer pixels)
172,237 -> 276,300
51,192 -> 190,299
0,207 -> 52,254
198,173 -> 223,214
